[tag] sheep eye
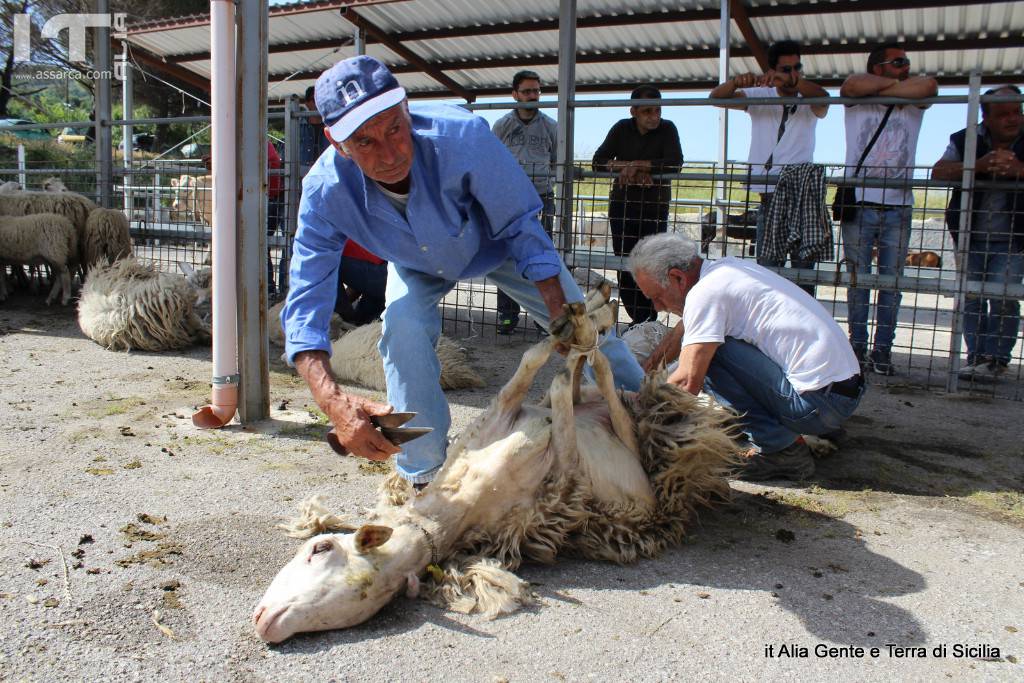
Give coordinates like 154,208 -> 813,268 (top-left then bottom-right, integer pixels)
311,540 -> 333,555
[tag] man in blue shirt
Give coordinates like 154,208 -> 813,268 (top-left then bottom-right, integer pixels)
282,56 -> 643,486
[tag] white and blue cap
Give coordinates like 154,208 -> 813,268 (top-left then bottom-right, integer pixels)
315,56 -> 407,142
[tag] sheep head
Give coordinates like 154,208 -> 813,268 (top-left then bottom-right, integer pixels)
253,523 -> 419,643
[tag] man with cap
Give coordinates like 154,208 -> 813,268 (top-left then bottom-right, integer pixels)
281,56 -> 644,487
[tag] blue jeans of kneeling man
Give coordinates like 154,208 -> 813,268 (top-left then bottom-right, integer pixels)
381,258 -> 645,484
698,337 -> 864,454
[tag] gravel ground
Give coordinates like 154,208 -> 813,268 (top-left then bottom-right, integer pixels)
0,295 -> 1021,683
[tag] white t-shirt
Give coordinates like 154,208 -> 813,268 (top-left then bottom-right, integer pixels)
681,258 -> 860,393
743,87 -> 819,194
843,103 -> 925,206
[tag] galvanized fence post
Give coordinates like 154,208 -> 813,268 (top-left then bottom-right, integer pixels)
946,71 -> 982,393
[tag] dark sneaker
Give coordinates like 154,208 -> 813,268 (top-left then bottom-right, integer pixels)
497,317 -> 518,335
869,348 -> 896,376
734,439 -> 815,482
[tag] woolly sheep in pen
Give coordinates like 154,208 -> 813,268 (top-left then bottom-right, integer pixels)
0,181 -> 23,193
83,208 -> 133,267
0,213 -> 77,305
0,187 -> 96,276
41,177 -> 68,192
77,257 -> 209,352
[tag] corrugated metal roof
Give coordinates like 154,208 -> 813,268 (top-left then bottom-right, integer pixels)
119,0 -> 1024,101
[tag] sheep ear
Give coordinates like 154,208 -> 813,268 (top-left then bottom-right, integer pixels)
353,525 -> 392,553
171,178 -> 179,188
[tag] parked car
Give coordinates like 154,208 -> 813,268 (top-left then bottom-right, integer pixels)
132,133 -> 156,152
0,118 -> 52,141
58,126 -> 94,144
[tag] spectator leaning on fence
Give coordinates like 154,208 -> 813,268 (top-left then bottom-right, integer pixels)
932,84 -> 1024,380
628,232 -> 864,482
491,70 -> 559,335
282,56 -> 644,486
709,39 -> 829,293
839,44 -> 938,376
592,85 -> 683,324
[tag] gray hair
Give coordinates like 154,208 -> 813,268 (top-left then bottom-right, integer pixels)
627,232 -> 701,286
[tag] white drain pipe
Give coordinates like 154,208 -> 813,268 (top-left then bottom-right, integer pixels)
193,0 -> 238,428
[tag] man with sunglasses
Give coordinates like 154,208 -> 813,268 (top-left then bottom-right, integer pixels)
710,40 -> 829,294
491,70 -> 559,335
839,44 -> 938,375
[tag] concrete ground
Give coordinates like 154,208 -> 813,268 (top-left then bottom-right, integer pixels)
0,296 -> 1021,682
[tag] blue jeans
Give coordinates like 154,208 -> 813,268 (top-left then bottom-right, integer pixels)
962,239 -> 1024,364
700,338 -> 864,453
755,198 -> 817,297
335,256 -> 388,326
497,194 -> 556,323
381,259 -> 645,483
842,206 -> 912,352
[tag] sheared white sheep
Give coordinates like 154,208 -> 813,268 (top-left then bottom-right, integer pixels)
77,257 -> 209,351
253,286 -> 737,642
0,213 -> 77,305
170,175 -> 212,224
329,320 -> 485,391
267,299 -> 348,349
83,208 -> 133,267
266,301 -> 484,390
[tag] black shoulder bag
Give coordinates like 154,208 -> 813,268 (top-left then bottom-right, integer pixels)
832,105 -> 895,222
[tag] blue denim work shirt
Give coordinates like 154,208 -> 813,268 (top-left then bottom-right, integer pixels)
283,103 -> 560,362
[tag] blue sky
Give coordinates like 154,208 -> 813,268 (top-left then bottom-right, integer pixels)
466,87 -> 972,168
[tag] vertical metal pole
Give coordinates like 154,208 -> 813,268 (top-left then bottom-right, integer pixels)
236,0 -> 270,422
284,96 -> 301,242
555,0 -> 577,253
946,71 -> 982,393
120,44 -> 133,214
17,145 -> 26,189
354,27 -> 366,55
95,0 -> 113,207
715,0 -> 731,253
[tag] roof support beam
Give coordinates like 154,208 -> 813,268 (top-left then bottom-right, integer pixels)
339,7 -> 475,102
729,0 -> 768,72
116,39 -> 212,92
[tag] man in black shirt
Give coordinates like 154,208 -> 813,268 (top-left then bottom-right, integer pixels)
593,85 -> 682,323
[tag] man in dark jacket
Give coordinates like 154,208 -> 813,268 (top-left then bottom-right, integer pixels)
592,85 -> 682,323
933,85 -> 1024,379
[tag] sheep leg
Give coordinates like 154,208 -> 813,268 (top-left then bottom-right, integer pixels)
589,349 -> 638,454
496,338 -> 557,414
45,264 -> 71,306
548,367 -> 579,472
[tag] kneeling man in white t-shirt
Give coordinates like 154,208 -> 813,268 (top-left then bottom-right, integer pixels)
629,232 -> 864,481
